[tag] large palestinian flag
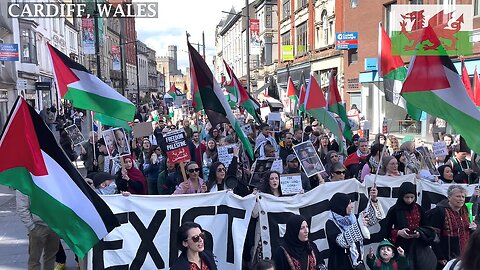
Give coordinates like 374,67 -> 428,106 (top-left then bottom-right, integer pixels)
0,97 -> 119,258
327,72 -> 353,141
304,75 -> 345,154
48,44 -> 135,122
401,26 -> 480,154
223,60 -> 262,124
188,42 -> 254,159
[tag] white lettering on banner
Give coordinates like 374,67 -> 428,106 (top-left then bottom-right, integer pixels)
87,192 -> 256,270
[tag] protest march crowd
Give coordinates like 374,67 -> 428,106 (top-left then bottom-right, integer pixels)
19,96 -> 479,270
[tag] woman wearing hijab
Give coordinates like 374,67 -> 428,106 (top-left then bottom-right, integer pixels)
437,164 -> 454,184
273,214 -> 326,270
325,191 -> 381,270
385,182 -> 436,270
116,156 -> 147,195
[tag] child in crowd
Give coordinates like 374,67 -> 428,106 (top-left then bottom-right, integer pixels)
367,239 -> 409,270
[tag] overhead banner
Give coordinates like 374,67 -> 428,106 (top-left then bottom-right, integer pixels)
112,45 -> 120,70
88,192 -> 257,270
250,19 -> 261,55
82,18 -> 95,55
282,45 -> 294,61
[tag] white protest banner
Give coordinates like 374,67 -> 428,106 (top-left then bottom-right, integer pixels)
432,141 -> 448,157
88,191 -> 256,270
280,174 -> 303,195
271,159 -> 283,174
417,180 -> 479,211
257,179 -> 365,260
218,144 -> 236,168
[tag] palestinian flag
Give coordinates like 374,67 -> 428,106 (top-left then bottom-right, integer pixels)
48,44 -> 135,122
378,24 -> 422,120
461,59 -> 474,102
401,25 -> 480,154
93,112 -> 132,131
0,98 -> 119,258
304,75 -> 345,154
189,49 -> 203,112
297,72 -> 307,114
474,66 -> 480,106
223,60 -> 262,124
287,77 -> 298,101
188,42 -> 254,159
167,83 -> 184,99
327,72 -> 353,141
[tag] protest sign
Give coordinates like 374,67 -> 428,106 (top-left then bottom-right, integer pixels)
132,122 -> 154,138
432,141 -> 449,157
280,174 -> 302,195
102,129 -> 118,157
249,158 -> 276,188
347,114 -> 360,131
164,129 -> 191,164
260,107 -> 271,121
218,144 -> 236,168
112,128 -> 130,156
293,116 -> 302,130
267,112 -> 282,132
293,141 -> 325,177
88,191 -> 256,270
64,124 -> 85,146
241,124 -> 253,135
271,159 -> 283,174
416,147 -> 440,176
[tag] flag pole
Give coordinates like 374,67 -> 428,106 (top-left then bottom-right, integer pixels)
91,111 -> 97,166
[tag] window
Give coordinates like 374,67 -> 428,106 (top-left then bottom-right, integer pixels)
282,31 -> 291,45
59,19 -> 64,36
410,0 -> 423,4
384,3 -> 394,35
296,22 -> 307,55
283,0 -> 290,19
351,0 -> 358,8
322,11 -> 328,47
475,0 -> 480,16
348,48 -> 358,65
20,23 -> 37,64
297,0 -> 307,10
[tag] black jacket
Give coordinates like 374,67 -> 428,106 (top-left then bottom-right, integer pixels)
170,250 -> 217,270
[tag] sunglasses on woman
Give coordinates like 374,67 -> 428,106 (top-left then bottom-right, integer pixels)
186,232 -> 205,243
217,167 -> 226,172
333,171 -> 346,175
188,168 -> 200,173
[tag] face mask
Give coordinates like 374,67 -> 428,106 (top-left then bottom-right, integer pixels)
98,182 -> 117,195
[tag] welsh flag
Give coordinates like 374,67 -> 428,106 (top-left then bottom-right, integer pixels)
401,25 -> 480,154
223,60 -> 262,124
378,24 -> 422,120
327,72 -> 353,141
48,44 -> 135,122
0,98 -> 119,258
304,74 -> 345,154
188,42 -> 254,159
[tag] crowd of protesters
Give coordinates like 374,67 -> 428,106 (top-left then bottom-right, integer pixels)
24,100 -> 480,270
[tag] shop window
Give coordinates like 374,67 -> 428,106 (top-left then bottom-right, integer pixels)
20,23 -> 37,64
296,22 -> 307,56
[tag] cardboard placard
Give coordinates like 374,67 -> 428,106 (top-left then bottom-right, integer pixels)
432,141 -> 449,157
293,116 -> 302,130
217,144 -> 236,168
132,122 -> 154,138
293,141 -> 325,177
267,112 -> 282,132
64,124 -> 85,146
112,128 -> 131,157
280,174 -> 303,195
164,129 -> 191,164
271,159 -> 284,174
249,158 -> 275,188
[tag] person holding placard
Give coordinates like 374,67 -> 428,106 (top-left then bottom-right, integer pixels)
283,154 -> 315,191
174,161 -> 207,194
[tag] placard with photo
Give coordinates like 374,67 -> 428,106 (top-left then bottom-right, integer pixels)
249,158 -> 275,188
64,124 -> 85,146
112,128 -> 131,156
293,141 -> 325,177
267,112 -> 282,132
102,129 -> 118,157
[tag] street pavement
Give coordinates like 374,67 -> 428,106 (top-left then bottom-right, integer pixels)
0,161 -> 87,270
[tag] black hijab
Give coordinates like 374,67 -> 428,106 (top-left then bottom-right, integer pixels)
395,182 -> 416,211
437,164 -> 453,183
283,214 -> 311,260
329,193 -> 352,216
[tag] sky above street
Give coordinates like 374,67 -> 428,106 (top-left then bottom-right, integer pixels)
136,0 -> 247,74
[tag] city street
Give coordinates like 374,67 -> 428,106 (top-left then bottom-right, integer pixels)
0,161 -> 87,269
